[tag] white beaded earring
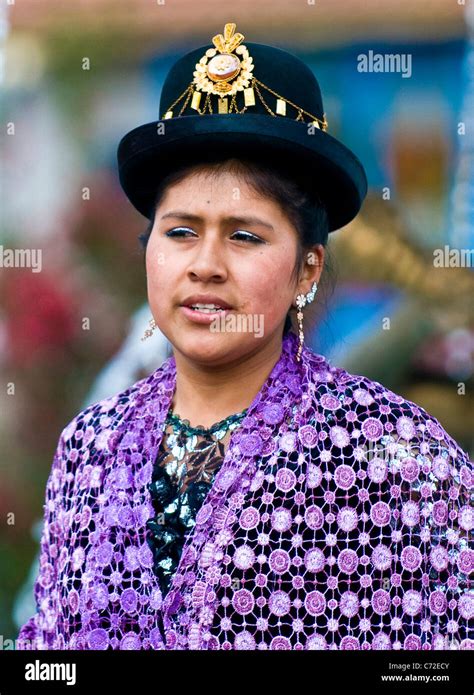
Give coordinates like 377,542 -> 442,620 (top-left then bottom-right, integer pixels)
141,317 -> 157,341
295,281 -> 318,362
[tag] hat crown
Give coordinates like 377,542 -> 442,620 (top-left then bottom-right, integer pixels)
159,41 -> 325,124
117,25 -> 368,231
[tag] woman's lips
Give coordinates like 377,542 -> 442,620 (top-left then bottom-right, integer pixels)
179,305 -> 233,324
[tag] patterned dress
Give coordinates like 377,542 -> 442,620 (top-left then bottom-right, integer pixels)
146,407 -> 248,640
16,332 -> 472,650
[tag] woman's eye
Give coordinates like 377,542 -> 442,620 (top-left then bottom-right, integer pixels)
164,227 -> 196,238
164,227 -> 263,243
231,231 -> 264,244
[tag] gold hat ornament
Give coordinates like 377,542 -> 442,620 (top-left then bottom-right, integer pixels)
162,22 -> 328,130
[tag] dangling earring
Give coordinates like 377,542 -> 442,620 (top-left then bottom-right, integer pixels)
141,317 -> 157,341
295,281 -> 318,362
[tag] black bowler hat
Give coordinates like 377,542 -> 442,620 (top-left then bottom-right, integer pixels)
117,22 -> 368,232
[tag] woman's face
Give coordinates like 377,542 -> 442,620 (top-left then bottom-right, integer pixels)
145,168 -> 323,366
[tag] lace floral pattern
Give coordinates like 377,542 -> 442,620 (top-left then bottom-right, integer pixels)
16,332 -> 472,650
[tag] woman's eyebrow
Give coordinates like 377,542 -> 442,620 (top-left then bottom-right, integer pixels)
160,211 -> 274,231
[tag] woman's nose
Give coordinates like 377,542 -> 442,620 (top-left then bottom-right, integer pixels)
187,235 -> 227,280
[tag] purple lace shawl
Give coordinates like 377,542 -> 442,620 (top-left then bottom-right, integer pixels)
17,331 -> 473,650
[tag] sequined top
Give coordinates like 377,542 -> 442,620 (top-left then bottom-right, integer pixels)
17,332 -> 473,650
146,408 -> 248,600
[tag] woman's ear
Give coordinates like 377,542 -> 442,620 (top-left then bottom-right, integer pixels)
297,244 -> 325,293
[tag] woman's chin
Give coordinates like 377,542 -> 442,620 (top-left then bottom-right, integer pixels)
173,331 -> 250,364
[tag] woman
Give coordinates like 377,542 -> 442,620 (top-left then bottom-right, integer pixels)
18,24 -> 472,650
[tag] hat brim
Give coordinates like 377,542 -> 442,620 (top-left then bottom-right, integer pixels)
117,113 -> 368,232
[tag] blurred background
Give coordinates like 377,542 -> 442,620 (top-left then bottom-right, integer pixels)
1,0 -> 473,643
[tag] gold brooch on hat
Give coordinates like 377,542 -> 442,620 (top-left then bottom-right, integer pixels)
162,22 -> 328,131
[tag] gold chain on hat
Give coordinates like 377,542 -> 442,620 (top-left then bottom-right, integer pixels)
161,22 -> 328,132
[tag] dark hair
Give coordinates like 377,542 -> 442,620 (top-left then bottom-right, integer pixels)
138,155 -> 333,336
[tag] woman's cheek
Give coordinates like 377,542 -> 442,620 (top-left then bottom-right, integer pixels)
146,264 -> 171,321
240,287 -> 289,337
241,255 -> 293,316
147,242 -> 175,293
